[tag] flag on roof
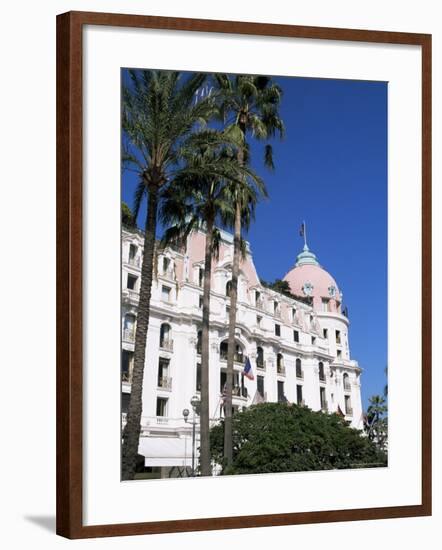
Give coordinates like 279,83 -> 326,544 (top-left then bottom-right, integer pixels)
243,356 -> 254,380
299,222 -> 305,237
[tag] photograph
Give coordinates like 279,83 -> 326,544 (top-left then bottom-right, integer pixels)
120,69 -> 389,481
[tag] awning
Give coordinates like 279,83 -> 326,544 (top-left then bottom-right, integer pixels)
138,436 -> 193,467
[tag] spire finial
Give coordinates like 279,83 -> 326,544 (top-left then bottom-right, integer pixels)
299,221 -> 308,249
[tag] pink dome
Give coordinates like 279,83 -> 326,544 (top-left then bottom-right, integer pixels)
283,245 -> 341,311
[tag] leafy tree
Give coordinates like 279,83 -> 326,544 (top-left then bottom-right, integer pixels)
160,131 -> 264,475
210,402 -> 386,475
214,74 -> 285,466
122,201 -> 135,227
121,69 -> 216,480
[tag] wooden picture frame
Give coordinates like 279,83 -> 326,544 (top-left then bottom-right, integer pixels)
56,10 -> 432,539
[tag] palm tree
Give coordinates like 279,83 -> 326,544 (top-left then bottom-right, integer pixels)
214,74 -> 284,466
121,69 -> 216,480
160,131 -> 265,475
365,394 -> 388,451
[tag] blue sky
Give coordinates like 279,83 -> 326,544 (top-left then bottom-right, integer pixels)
122,72 -> 388,409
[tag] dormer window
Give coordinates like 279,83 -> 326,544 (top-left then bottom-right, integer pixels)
302,282 -> 313,296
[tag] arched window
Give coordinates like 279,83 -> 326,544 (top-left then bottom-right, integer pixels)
318,361 -> 325,382
220,339 -> 244,363
257,346 -> 264,368
296,358 -> 303,379
343,373 -> 351,391
159,323 -> 172,350
226,280 -> 233,297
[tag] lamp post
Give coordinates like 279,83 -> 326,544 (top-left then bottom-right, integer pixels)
183,395 -> 200,476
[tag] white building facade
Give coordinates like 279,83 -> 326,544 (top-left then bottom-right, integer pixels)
121,226 -> 363,477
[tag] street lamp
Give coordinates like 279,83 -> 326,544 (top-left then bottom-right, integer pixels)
183,396 -> 200,476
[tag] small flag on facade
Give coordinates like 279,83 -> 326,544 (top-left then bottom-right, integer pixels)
299,222 -> 305,237
243,356 -> 254,380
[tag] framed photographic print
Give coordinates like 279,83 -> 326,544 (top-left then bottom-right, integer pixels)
56,11 -> 432,539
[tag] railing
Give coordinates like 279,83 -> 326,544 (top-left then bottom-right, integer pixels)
157,376 -> 173,390
128,256 -> 140,268
122,372 -> 132,383
122,289 -> 139,303
220,352 -> 245,364
156,417 -> 169,425
277,365 -> 286,376
160,339 -> 174,352
256,359 -> 266,371
296,370 -> 304,380
319,373 -> 326,382
123,329 -> 135,343
343,383 -> 351,392
232,386 -> 248,398
160,267 -> 175,280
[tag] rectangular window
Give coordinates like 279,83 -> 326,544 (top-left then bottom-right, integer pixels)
255,290 -> 261,305
127,274 -> 137,290
323,328 -> 328,339
196,364 -> 201,392
275,324 -> 281,337
198,267 -> 204,287
157,358 -> 169,387
322,298 -> 330,312
293,330 -> 299,343
220,371 -> 227,393
296,384 -> 303,405
156,397 -> 168,417
257,375 -> 265,398
345,395 -> 352,415
312,336 -> 316,345
336,330 -> 341,344
292,308 -> 297,322
198,295 -> 203,309
129,244 -> 137,260
121,350 -> 133,382
161,285 -> 171,302
337,349 -> 342,359
320,387 -> 327,410
162,256 -> 170,273
277,380 -> 285,402
257,315 -> 262,327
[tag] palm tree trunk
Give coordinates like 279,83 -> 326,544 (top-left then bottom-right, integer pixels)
200,214 -> 214,476
121,185 -> 158,480
223,201 -> 242,467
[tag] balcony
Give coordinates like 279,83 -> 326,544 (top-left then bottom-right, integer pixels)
122,288 -> 139,305
128,256 -> 140,268
256,359 -> 266,371
122,371 -> 132,383
273,308 -> 282,320
160,267 -> 175,281
157,376 -> 173,391
159,339 -> 174,352
220,352 -> 245,364
277,364 -> 286,376
232,386 -> 248,399
123,329 -> 135,343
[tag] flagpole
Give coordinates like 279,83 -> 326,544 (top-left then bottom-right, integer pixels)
303,220 -> 307,248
